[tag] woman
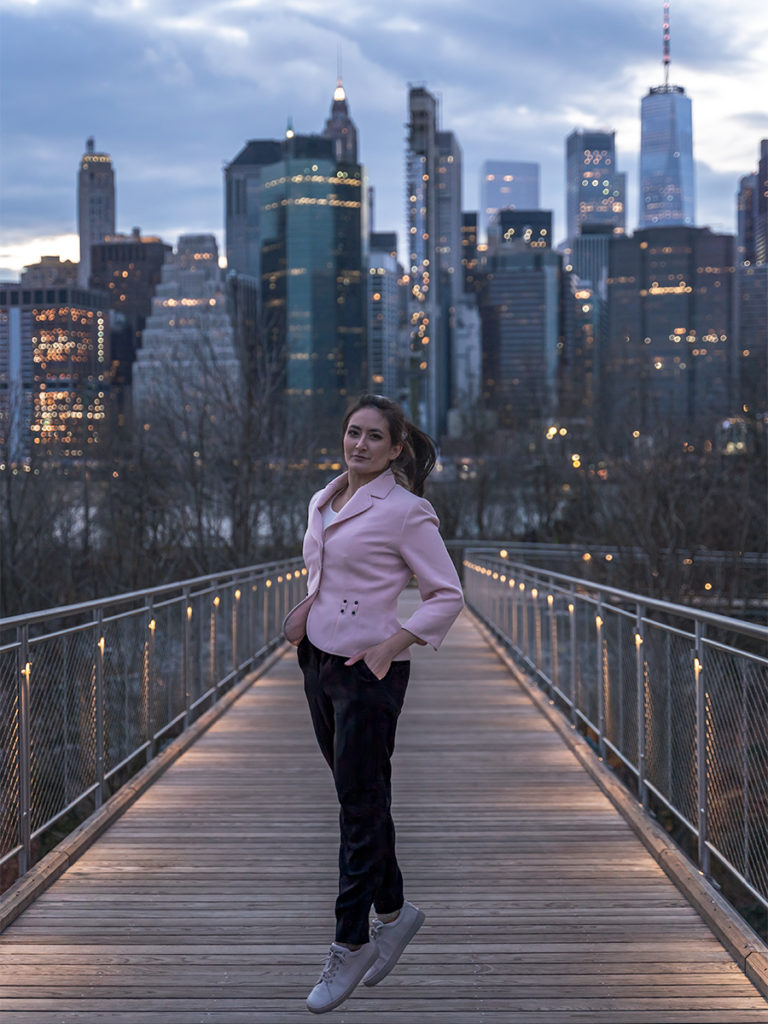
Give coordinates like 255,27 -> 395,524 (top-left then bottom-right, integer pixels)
283,394 -> 464,1015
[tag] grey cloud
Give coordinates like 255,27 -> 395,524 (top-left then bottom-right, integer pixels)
1,0 -> 762,270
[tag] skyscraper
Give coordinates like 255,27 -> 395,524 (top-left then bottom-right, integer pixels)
479,161 -> 539,241
735,140 -> 768,417
638,3 -> 695,228
323,76 -> 358,164
368,232 -> 402,397
461,212 -> 479,294
559,276 -> 599,428
224,139 -> 284,281
226,77 -> 361,285
759,139 -> 768,265
436,131 -> 463,307
21,257 -> 78,289
738,139 -> 768,267
133,235 -> 240,415
479,211 -> 561,426
259,133 -> 366,441
565,129 -> 625,241
0,282 -> 109,460
77,138 -> 115,287
89,229 -> 171,390
488,209 -> 552,251
406,86 -> 441,435
737,171 -> 759,267
604,226 -> 733,444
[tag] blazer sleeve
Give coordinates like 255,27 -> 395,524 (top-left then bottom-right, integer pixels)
397,497 -> 464,650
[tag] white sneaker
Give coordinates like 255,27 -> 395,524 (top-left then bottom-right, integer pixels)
362,900 -> 426,987
306,940 -> 378,1014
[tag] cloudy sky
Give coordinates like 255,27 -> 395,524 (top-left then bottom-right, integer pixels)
1,0 -> 767,278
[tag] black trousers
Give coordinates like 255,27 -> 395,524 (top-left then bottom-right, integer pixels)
298,636 -> 410,946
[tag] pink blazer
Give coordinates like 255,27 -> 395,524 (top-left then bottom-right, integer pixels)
283,469 -> 464,658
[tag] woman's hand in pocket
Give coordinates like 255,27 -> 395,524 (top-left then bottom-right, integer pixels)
344,643 -> 391,680
344,628 -> 422,679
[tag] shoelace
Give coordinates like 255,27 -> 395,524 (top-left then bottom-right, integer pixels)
370,920 -> 384,941
319,946 -> 346,982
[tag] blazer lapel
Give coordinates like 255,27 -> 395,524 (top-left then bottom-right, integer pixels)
330,485 -> 373,528
308,473 -> 346,543
326,469 -> 397,530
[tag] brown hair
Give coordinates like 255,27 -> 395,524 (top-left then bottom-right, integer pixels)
341,393 -> 437,497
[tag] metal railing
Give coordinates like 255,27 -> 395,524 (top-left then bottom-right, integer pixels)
0,558 -> 306,893
446,541 -> 768,616
464,548 -> 768,920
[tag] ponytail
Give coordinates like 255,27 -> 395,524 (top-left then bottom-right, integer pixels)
391,421 -> 436,497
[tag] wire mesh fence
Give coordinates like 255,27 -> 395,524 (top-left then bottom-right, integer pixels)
464,548 -> 768,930
0,559 -> 305,894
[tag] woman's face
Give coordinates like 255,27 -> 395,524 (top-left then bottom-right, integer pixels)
343,407 -> 402,480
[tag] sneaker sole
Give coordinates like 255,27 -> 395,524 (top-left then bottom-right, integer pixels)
362,908 -> 425,987
306,945 -> 379,1014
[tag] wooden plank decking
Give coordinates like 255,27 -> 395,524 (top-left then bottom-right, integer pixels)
1,597 -> 767,1022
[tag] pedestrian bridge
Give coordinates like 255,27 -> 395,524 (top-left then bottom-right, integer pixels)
1,557 -> 767,1021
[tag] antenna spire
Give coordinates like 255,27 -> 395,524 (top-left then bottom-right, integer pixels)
663,1 -> 671,86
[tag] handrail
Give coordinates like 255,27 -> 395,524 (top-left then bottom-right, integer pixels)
463,548 -> 768,926
0,559 -> 300,633
0,557 -> 306,893
447,540 -> 768,566
465,548 -> 767,639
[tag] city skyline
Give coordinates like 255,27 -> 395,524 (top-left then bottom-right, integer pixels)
1,0 -> 767,276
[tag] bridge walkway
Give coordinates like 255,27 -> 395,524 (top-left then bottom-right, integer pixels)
1,597 -> 767,1022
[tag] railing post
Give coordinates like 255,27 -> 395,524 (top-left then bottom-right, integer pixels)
548,592 -> 557,697
665,632 -> 673,795
533,581 -> 542,674
741,661 -> 750,890
252,581 -> 260,653
596,598 -> 606,759
246,574 -> 255,663
510,576 -> 517,649
94,609 -> 106,808
233,586 -> 241,676
17,625 -> 32,877
279,574 -> 287,640
568,587 -> 577,727
618,616 -> 625,757
695,622 -> 711,877
211,593 -> 220,700
183,587 -> 191,730
146,601 -> 156,763
635,604 -> 647,810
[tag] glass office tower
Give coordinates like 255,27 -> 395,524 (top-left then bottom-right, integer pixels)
565,129 -> 625,241
259,135 -> 366,442
604,226 -> 733,445
639,85 -> 695,227
480,161 -> 540,242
